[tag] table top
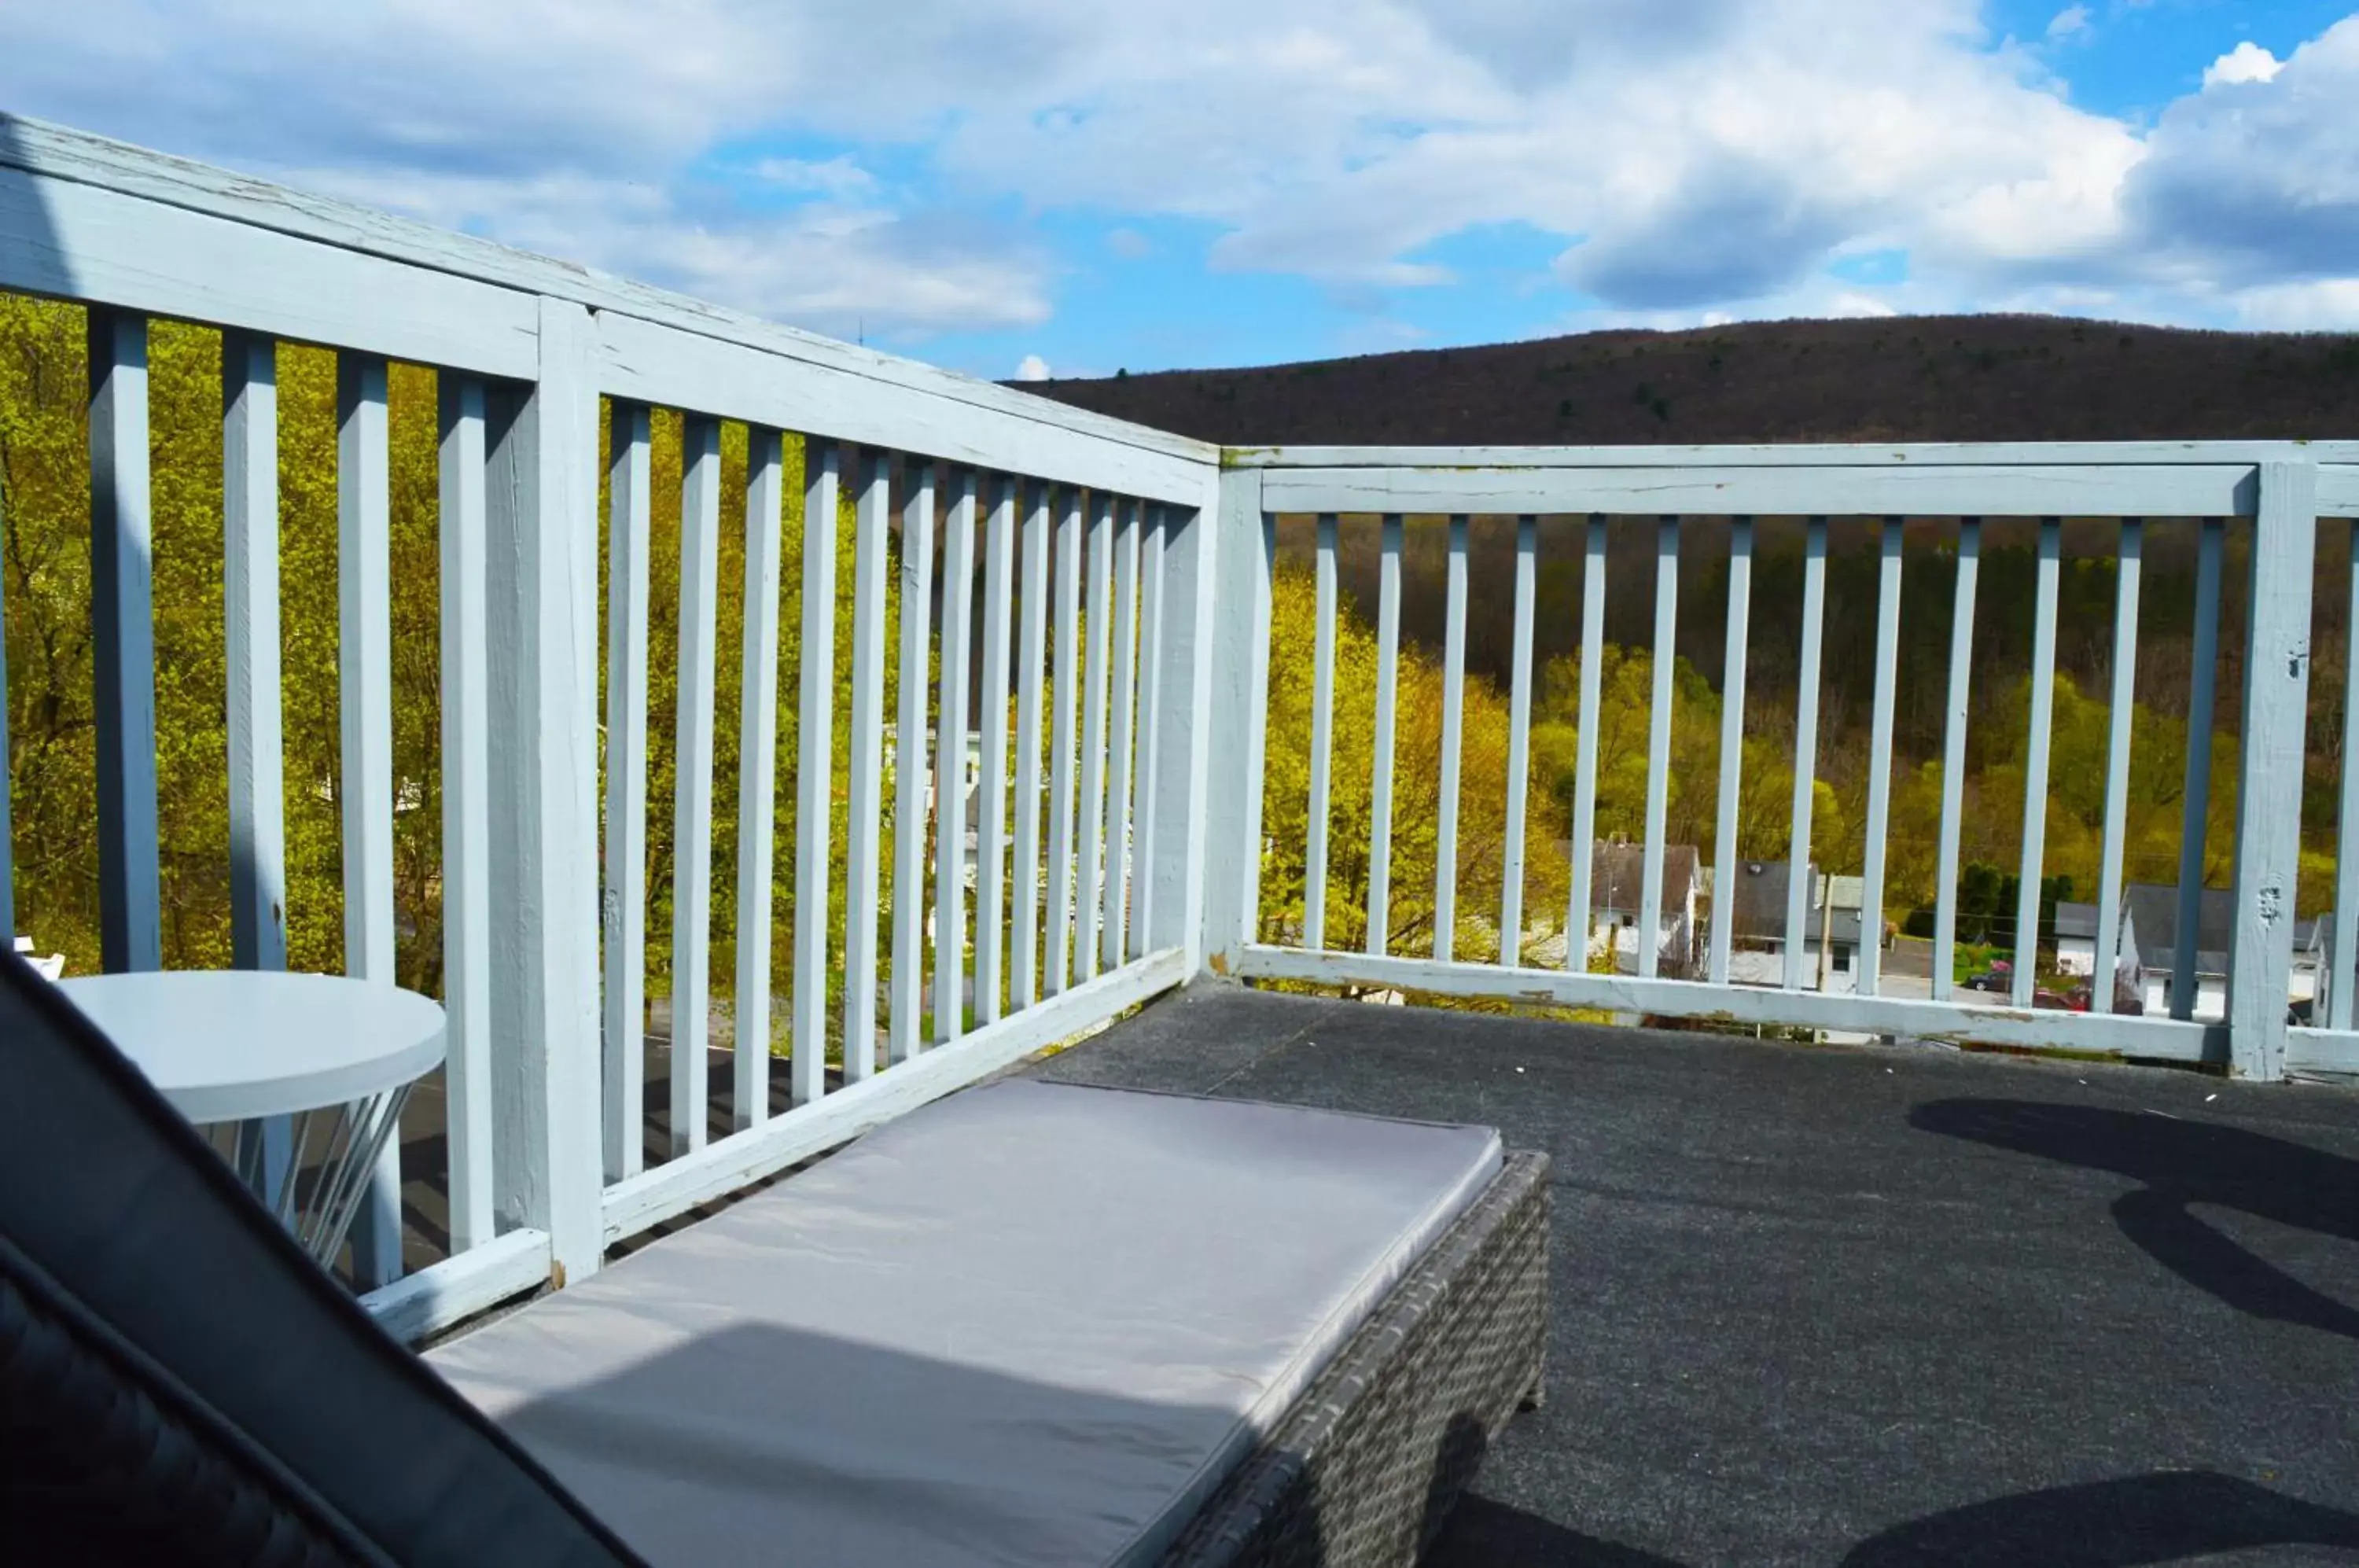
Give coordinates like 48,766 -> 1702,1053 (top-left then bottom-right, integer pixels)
56,970 -> 446,1123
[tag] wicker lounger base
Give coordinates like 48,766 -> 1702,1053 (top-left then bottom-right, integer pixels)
1162,1150 -> 1551,1568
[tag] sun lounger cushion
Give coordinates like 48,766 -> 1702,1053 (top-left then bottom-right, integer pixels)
428,1079 -> 1503,1567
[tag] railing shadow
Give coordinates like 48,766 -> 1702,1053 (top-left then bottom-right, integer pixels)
1909,1098 -> 2359,1342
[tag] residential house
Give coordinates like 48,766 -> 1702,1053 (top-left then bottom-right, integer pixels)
1718,859 -> 1864,994
1572,842 -> 1701,973
2052,901 -> 2100,977
2121,883 -> 2231,1021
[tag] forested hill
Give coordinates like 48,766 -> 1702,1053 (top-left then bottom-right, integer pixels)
1014,315 -> 2359,447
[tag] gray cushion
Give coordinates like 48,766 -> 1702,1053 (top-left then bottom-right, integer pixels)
429,1079 -> 1503,1566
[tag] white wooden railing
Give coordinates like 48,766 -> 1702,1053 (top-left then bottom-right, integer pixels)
1205,448 -> 2359,1082
5,113 -> 2358,1346
1,114 -> 1221,1342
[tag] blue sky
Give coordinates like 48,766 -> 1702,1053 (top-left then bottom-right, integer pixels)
5,0 -> 2356,381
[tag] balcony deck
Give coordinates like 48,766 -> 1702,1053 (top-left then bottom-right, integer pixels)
1029,985 -> 2359,1565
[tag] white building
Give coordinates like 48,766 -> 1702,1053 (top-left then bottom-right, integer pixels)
1572,842 -> 1700,974
1717,859 -> 1863,994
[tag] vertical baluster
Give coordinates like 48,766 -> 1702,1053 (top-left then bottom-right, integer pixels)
1076,493 -> 1114,979
1047,488 -> 1082,994
2173,517 -> 2225,1021
841,450 -> 892,1079
1435,516 -> 1469,962
890,460 -> 936,1062
1500,515 -> 1537,963
1858,519 -> 1904,996
1305,513 -> 1338,951
790,443 -> 839,1105
734,430 -> 784,1125
976,475 -> 1016,1019
2332,518 -> 2359,1032
1639,517 -> 1679,979
2009,517 -> 2063,1010
337,353 -> 401,1286
602,403 -> 652,1172
1367,514 -> 1403,956
1931,519 -> 1982,1003
934,468 -> 977,1043
1783,516 -> 1827,993
436,376 -> 494,1250
2092,520 -> 2144,1021
1131,507 -> 1166,961
1567,517 -> 1606,970
90,309 -> 160,974
1013,482 -> 1051,1006
1708,518 -> 1753,987
0,468 -> 9,940
224,333 -> 290,1202
1102,501 -> 1141,969
670,417 -> 722,1155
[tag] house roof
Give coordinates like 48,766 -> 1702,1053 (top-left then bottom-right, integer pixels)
1720,859 -> 1856,946
2052,901 -> 2100,941
2123,882 -> 2234,979
1580,843 -> 1701,916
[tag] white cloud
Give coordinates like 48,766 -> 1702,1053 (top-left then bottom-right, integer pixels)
1106,227 -> 1155,259
2203,41 -> 2283,87
1,1 -> 2354,344
1014,353 -> 1053,381
2236,280 -> 2359,331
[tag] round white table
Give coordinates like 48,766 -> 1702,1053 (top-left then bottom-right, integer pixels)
59,971 -> 445,1267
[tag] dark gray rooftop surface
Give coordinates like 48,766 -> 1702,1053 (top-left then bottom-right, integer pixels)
1033,983 -> 2359,1566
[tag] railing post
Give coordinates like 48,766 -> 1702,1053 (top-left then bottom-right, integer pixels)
2226,460 -> 2318,1080
1148,467 -> 1225,971
1196,464 -> 1268,974
485,297 -> 605,1284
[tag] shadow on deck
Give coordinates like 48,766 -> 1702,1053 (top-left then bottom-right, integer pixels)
1034,985 -> 2359,1566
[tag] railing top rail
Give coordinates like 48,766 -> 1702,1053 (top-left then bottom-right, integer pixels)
0,112 -> 1219,473
1228,440 -> 2359,470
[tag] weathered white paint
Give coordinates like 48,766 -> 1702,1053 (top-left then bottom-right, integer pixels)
1232,441 -> 2354,470
2334,519 -> 2359,1034
360,1225 -> 552,1347
88,309 -> 159,975
2287,1025 -> 2359,1080
2322,466 -> 2359,520
601,949 -> 1187,1243
789,443 -> 841,1106
1367,515 -> 1403,956
1047,488 -> 1084,993
1931,521 -> 1981,1003
1131,507 -> 1166,962
1235,945 -> 2211,1061
0,164 -> 539,379
841,451 -> 892,1080
484,298 -> 606,1289
1258,465 -> 2260,523
337,352 -> 401,1289
1500,516 -> 1537,963
670,417 -> 723,1155
975,475 -> 1016,1021
890,461 -> 937,1062
1640,517 -> 1678,980
734,429 -> 785,1127
1147,480 -> 1224,972
1857,521 -> 1902,997
2092,522 -> 2143,1018
2226,462 -> 2318,1080
1199,474 -> 1270,973
1783,517 -> 1827,993
1567,518 -> 1605,971
1076,494 -> 1114,979
1305,513 -> 1338,950
935,468 -> 977,1044
601,403 -> 652,1176
1102,501 -> 1141,968
2011,518 -> 2062,1010
1435,516 -> 1469,963
437,377 -> 495,1253
1013,483 -> 1052,1005
2173,518 -> 2225,1023
1708,518 -> 1752,988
